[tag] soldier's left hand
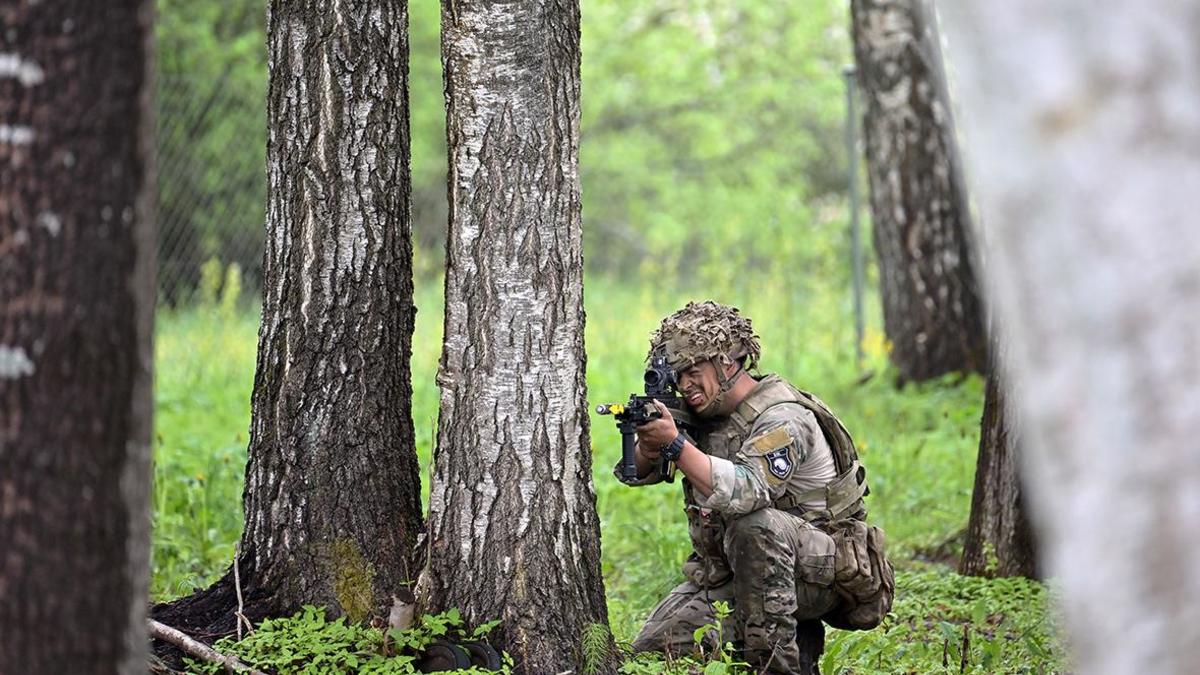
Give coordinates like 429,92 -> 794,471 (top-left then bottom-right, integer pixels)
635,400 -> 678,451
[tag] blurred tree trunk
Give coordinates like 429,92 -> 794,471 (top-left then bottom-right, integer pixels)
850,0 -> 986,383
420,0 -> 612,671
153,0 -> 421,641
959,342 -> 1038,578
0,1 -> 155,672
941,1 -> 1200,672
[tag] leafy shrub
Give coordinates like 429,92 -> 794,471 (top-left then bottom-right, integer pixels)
185,606 -> 509,675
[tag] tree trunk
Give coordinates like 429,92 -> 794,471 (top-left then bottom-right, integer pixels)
422,0 -> 611,671
959,354 -> 1038,578
0,1 -> 155,672
153,0 -> 422,642
850,0 -> 986,382
940,1 -> 1200,672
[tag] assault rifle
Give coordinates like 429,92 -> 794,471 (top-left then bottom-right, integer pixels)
597,355 -> 697,484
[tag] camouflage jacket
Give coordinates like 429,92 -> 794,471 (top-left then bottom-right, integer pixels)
619,374 -> 839,587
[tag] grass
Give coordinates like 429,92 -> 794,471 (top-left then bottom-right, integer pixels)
151,268 -> 1065,673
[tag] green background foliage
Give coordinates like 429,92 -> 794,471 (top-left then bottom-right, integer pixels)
151,0 -> 1066,672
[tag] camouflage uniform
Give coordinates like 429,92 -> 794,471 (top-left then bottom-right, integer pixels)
621,374 -> 843,673
616,301 -> 846,674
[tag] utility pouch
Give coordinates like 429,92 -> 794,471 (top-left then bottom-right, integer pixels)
822,518 -> 895,630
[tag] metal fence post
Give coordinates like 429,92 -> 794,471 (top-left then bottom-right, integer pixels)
843,66 -> 865,370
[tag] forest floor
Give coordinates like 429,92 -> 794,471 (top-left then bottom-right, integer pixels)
152,278 -> 1066,674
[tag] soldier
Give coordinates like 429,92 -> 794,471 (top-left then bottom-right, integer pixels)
620,301 -> 876,674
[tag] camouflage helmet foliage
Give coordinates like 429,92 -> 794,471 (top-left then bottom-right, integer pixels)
648,301 -> 761,372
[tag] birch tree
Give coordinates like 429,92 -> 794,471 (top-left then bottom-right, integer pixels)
0,1 -> 155,671
420,0 -> 611,670
941,2 -> 1200,672
154,0 -> 422,636
851,0 -> 986,382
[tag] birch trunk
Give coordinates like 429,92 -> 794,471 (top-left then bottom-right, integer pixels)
154,1 -> 422,638
851,0 -> 986,382
423,0 -> 611,671
0,1 -> 155,671
940,2 -> 1200,672
239,0 -> 422,616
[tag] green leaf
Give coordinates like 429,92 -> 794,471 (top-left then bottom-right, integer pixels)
471,618 -> 502,639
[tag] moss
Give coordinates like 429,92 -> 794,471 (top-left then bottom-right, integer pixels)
328,539 -> 375,624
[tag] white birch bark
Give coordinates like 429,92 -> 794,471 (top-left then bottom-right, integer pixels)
422,0 -> 610,671
939,2 -> 1200,672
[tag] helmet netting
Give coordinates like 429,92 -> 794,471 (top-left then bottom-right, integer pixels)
648,300 -> 761,372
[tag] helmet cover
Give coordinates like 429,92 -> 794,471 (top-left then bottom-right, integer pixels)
648,301 -> 761,373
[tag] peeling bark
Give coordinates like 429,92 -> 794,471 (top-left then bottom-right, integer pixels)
851,0 -> 986,382
0,1 -> 155,672
422,0 -> 611,672
941,1 -> 1200,672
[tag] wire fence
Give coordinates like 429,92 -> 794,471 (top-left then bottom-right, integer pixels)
156,75 -> 266,307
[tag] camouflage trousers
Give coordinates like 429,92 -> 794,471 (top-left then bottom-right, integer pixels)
632,508 -> 839,674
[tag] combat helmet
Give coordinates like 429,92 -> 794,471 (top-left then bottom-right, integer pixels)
649,300 -> 761,371
648,301 -> 760,416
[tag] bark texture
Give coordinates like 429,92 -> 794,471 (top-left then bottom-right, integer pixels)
941,2 -> 1200,672
959,360 -> 1038,578
851,0 -> 986,382
0,1 -> 155,672
235,0 -> 422,618
423,0 -> 611,671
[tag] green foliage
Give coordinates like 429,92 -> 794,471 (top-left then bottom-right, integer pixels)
151,291 -> 257,600
580,0 -> 852,283
155,0 -> 266,300
617,604 -> 750,675
691,601 -> 744,670
820,569 -> 1065,674
185,605 -> 509,675
582,622 -> 614,675
156,0 -> 858,288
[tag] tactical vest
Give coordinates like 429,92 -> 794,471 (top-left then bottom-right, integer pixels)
678,375 -> 871,587
724,375 -> 869,522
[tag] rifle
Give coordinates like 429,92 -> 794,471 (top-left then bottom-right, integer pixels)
597,355 -> 697,483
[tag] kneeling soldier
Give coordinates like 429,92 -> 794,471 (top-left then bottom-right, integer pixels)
618,301 -> 888,674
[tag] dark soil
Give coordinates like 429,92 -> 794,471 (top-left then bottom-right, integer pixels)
149,556 -> 276,669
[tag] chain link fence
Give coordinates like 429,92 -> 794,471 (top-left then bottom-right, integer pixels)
156,75 -> 266,307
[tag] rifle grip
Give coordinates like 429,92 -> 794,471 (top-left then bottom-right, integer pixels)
620,430 -> 638,482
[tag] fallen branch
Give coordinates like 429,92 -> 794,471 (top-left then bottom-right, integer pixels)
148,619 -> 266,675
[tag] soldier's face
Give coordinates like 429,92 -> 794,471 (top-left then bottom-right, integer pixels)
677,361 -> 720,412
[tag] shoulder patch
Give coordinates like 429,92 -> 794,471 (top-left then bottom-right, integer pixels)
764,447 -> 794,480
750,426 -> 794,454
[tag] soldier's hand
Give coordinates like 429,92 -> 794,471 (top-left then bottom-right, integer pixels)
635,439 -> 660,463
635,400 -> 678,451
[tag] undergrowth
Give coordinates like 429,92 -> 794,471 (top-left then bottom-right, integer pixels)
185,606 -> 509,675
